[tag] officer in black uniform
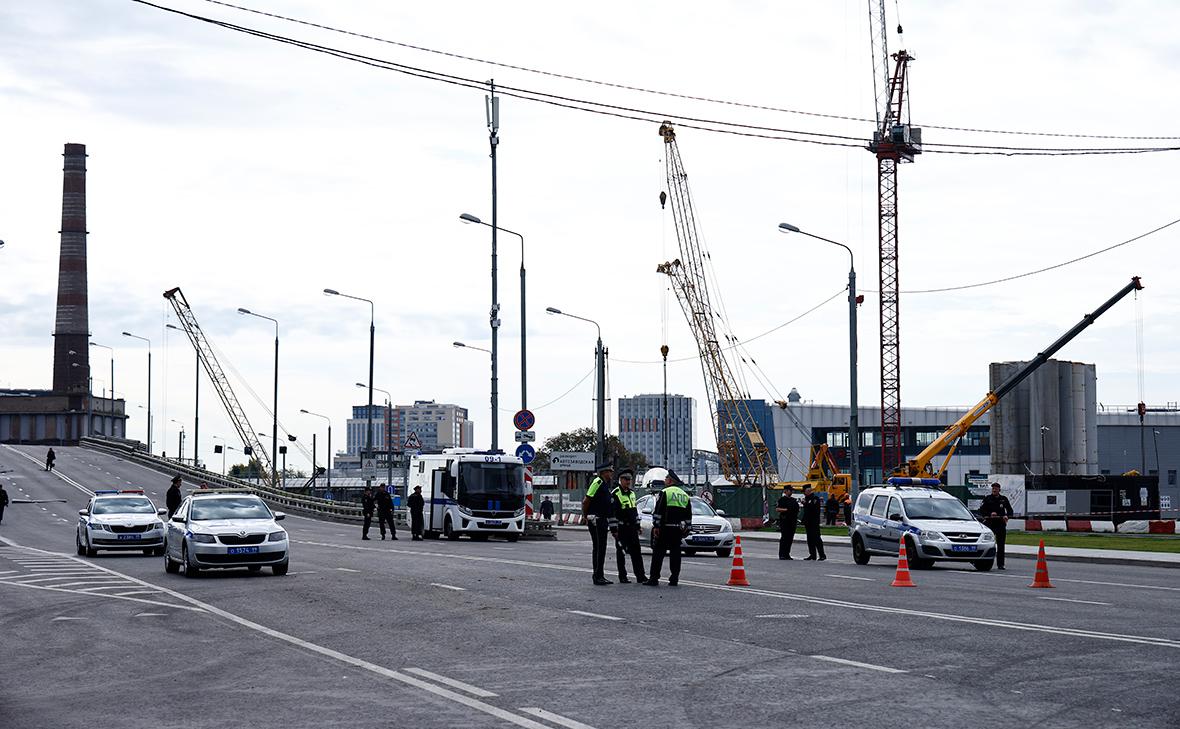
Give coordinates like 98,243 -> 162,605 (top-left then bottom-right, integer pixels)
375,485 -> 398,540
609,468 -> 646,584
165,476 -> 183,519
582,463 -> 615,585
978,482 -> 1014,569
801,485 -> 826,561
775,488 -> 800,560
361,485 -> 376,540
407,485 -> 425,540
645,470 -> 693,587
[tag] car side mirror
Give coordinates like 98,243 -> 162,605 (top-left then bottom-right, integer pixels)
156,508 -> 167,517
274,512 -> 286,521
172,516 -> 186,524
78,509 -> 87,516
889,513 -> 903,521
716,509 -> 726,516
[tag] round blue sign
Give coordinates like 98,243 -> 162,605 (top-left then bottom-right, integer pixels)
515,443 -> 536,464
513,409 -> 536,431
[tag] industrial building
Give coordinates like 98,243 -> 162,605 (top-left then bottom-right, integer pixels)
618,394 -> 695,473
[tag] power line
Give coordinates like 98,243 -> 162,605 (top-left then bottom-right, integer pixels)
198,0 -> 1180,142
132,1 -> 1180,156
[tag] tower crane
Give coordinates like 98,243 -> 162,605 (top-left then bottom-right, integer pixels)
656,122 -> 777,487
868,1 -> 922,473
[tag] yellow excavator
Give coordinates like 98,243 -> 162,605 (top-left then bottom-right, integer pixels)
783,444 -> 852,501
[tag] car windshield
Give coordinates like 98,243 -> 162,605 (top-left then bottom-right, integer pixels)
190,497 -> 272,521
902,497 -> 975,521
690,498 -> 716,517
92,497 -> 155,515
458,462 -> 526,509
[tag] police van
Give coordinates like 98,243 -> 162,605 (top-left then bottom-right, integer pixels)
408,449 -> 528,541
850,478 -> 997,571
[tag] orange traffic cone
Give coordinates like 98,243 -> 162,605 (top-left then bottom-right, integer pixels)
890,536 -> 916,587
726,536 -> 750,586
1028,539 -> 1055,588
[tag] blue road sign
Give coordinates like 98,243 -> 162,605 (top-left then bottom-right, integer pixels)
515,443 -> 536,464
513,409 -> 535,431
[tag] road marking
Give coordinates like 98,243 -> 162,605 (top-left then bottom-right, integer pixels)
52,580 -> 133,588
987,573 -> 1180,593
335,567 -> 360,573
1038,596 -> 1112,606
117,590 -> 163,597
135,612 -> 168,617
404,667 -> 497,697
518,707 -> 597,729
566,610 -> 623,622
755,614 -> 809,619
1,445 -> 94,496
826,574 -> 873,581
811,655 -> 907,674
51,616 -> 86,622
430,583 -> 466,591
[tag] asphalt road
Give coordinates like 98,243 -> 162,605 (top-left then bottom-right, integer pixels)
2,445 -> 1179,729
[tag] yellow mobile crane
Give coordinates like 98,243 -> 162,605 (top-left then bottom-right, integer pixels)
783,444 -> 853,500
891,277 -> 1142,482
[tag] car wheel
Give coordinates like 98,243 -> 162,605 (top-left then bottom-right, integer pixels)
272,562 -> 289,576
444,517 -> 459,540
142,549 -> 154,556
152,547 -> 166,557
852,535 -> 871,565
76,534 -> 86,556
904,537 -> 931,569
164,549 -> 180,574
716,548 -> 731,558
973,559 -> 994,572
85,539 -> 97,558
471,533 -> 489,541
505,534 -> 520,543
183,543 -> 201,578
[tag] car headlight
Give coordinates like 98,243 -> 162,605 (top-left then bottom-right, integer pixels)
268,531 -> 287,542
187,532 -> 216,543
980,531 -> 995,543
922,530 -> 945,541
88,522 -> 108,532
720,520 -> 732,532
514,507 -> 526,517
458,505 -> 473,516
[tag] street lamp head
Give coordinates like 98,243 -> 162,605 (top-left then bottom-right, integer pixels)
778,222 -> 801,234
323,288 -> 339,296
165,323 -> 182,331
453,341 -> 466,348
355,382 -> 366,389
459,213 -> 483,225
545,307 -> 562,315
300,409 -> 309,414
237,308 -> 252,315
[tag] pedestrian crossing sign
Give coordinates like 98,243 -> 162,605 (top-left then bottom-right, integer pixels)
404,431 -> 422,450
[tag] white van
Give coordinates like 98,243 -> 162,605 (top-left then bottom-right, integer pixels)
408,449 -> 527,541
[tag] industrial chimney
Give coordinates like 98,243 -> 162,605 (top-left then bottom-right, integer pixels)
51,143 -> 90,394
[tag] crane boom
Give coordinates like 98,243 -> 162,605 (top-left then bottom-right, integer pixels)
656,122 -> 776,486
895,277 -> 1143,479
163,287 -> 274,486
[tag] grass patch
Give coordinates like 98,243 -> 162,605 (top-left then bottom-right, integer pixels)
1006,531 -> 1180,553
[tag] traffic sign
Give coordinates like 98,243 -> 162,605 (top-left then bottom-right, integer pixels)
515,430 -> 536,443
550,451 -> 595,472
361,457 -> 377,479
404,431 -> 422,450
513,409 -> 535,431
515,443 -> 536,464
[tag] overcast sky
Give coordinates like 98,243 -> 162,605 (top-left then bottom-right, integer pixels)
2,0 -> 1177,473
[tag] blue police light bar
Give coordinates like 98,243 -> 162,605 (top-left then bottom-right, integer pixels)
886,477 -> 942,487
94,489 -> 119,495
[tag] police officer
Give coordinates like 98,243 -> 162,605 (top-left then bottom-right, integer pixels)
165,476 -> 183,519
0,482 -> 9,525
375,485 -> 398,540
801,485 -> 826,561
583,463 -> 615,585
775,487 -> 799,560
361,484 -> 376,540
978,482 -> 1014,570
407,485 -> 425,540
609,468 -> 647,584
645,470 -> 692,587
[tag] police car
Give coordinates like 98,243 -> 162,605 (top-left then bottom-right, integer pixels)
76,490 -> 167,557
636,494 -> 735,558
849,479 -> 996,571
163,489 -> 289,576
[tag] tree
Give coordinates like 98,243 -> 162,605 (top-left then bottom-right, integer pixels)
533,427 -> 648,473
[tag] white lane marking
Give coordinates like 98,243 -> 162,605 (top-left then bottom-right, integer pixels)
987,573 -> 1180,593
52,580 -> 133,588
0,571 -> 17,576
404,667 -> 497,698
135,612 -> 168,617
296,538 -> 1180,650
518,707 -> 597,729
566,610 -> 623,622
51,616 -> 86,622
430,583 -> 466,591
79,585 -> 138,592
1038,596 -> 1112,606
335,567 -> 360,573
117,590 -> 163,597
755,614 -> 809,619
2,576 -> 110,585
811,655 -> 908,674
826,574 -> 873,581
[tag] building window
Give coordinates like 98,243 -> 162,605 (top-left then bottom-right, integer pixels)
860,430 -> 877,447
826,431 -> 848,447
915,431 -> 941,447
1168,470 -> 1177,486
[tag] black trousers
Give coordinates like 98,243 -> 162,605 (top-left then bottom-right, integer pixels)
779,523 -> 797,559
614,525 -> 646,581
0,505 -> 5,523
411,513 -> 424,538
378,511 -> 397,537
362,512 -> 374,537
992,524 -> 1007,568
805,522 -> 826,559
587,518 -> 609,580
648,530 -> 683,583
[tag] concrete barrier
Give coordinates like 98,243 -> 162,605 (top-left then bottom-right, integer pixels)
1090,521 -> 1116,533
1119,520 -> 1150,533
1007,519 -> 1026,531
1149,520 -> 1177,534
1043,520 -> 1067,531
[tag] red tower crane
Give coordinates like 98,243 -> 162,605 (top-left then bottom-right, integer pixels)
868,1 -> 921,473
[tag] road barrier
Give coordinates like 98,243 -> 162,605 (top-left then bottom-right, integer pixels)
891,536 -> 916,588
1029,541 -> 1055,588
726,536 -> 750,586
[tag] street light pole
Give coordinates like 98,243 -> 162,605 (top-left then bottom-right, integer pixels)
778,223 -> 859,496
486,83 -> 502,450
1040,426 -> 1050,475
122,332 -> 152,453
89,342 -> 114,425
325,289 -> 376,481
301,409 -> 332,491
546,308 -> 606,464
238,309 -> 279,487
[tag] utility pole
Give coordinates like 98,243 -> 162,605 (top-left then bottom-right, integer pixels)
661,345 -> 669,465
487,80 -> 501,451
596,337 -> 606,465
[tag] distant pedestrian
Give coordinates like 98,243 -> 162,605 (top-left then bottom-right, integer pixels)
45,448 -> 56,472
361,485 -> 376,540
824,495 -> 839,526
775,488 -> 799,560
645,470 -> 692,587
583,463 -> 615,585
165,476 -> 183,519
375,485 -> 398,540
0,482 -> 9,524
408,485 -> 425,540
540,495 -> 555,521
842,492 -> 853,526
801,485 -> 826,561
609,469 -> 646,584
978,482 -> 1014,570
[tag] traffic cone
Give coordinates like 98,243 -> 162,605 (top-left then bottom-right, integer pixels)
890,536 -> 916,588
726,536 -> 750,586
1028,539 -> 1055,588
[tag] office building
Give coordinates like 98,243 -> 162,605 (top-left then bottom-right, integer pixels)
618,394 -> 695,473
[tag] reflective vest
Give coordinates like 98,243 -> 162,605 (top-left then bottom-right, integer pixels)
664,485 -> 689,509
611,487 -> 639,525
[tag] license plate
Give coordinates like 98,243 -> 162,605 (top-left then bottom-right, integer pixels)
485,520 -> 503,526
951,545 -> 976,552
117,534 -> 141,541
227,546 -> 260,555
690,535 -> 713,543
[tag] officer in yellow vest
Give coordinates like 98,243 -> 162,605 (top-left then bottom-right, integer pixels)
644,470 -> 693,587
609,468 -> 647,584
582,462 -> 615,586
